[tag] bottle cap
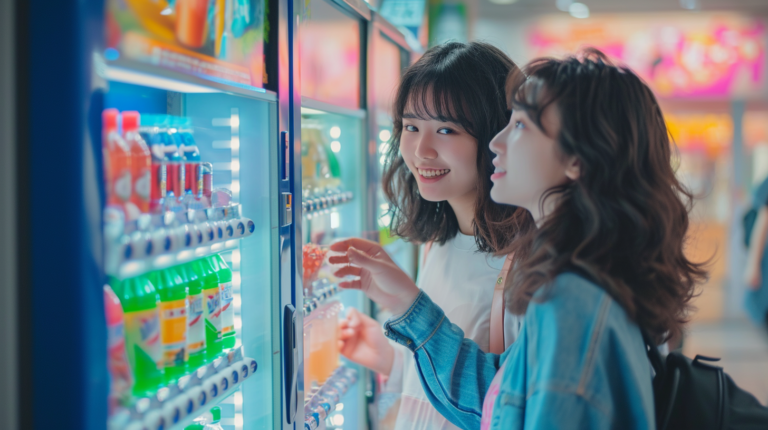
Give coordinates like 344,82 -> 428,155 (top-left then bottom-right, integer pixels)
103,109 -> 119,132
211,406 -> 221,423
123,111 -> 140,132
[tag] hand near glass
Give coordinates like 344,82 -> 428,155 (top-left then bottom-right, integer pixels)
329,238 -> 420,316
338,308 -> 394,376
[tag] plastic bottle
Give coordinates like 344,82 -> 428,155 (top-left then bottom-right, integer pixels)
181,263 -> 206,368
210,255 -> 236,349
119,275 -> 164,395
165,134 -> 186,200
104,284 -> 133,410
151,268 -> 189,382
191,259 -> 223,358
148,138 -> 168,214
123,111 -> 151,214
103,109 -> 132,210
206,406 -> 224,430
181,138 -> 202,198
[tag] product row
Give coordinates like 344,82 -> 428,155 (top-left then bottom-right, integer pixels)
304,366 -> 358,430
105,204 -> 253,276
105,255 -> 239,415
103,109 -> 231,220
302,191 -> 354,218
116,351 -> 256,430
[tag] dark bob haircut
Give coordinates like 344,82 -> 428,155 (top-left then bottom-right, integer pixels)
502,49 -> 708,343
382,41 -> 533,253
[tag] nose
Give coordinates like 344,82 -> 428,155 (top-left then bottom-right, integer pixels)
414,133 -> 438,160
489,125 -> 508,155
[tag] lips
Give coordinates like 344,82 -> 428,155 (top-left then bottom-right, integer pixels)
491,166 -> 507,181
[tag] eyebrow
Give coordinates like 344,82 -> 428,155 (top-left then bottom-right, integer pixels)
402,113 -> 419,119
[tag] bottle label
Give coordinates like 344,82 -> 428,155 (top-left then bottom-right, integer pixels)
159,298 -> 188,367
124,308 -> 162,371
107,321 -> 133,393
135,169 -> 151,201
203,287 -> 222,338
187,293 -> 205,354
115,170 -> 132,202
221,281 -> 235,336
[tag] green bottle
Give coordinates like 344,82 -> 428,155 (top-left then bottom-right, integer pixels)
181,263 -> 206,368
211,255 -> 236,349
154,268 -> 189,382
119,275 -> 164,395
192,259 -> 223,359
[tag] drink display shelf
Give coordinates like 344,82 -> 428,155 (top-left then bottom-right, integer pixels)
303,366 -> 358,430
112,347 -> 257,430
302,191 -> 353,219
303,279 -> 341,317
105,204 -> 254,279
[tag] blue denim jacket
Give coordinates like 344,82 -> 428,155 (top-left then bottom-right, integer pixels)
383,272 -> 656,430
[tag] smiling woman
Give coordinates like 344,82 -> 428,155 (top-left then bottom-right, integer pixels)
382,42 -> 532,252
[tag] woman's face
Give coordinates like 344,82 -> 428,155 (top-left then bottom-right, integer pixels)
399,103 -> 479,204
488,103 -> 576,220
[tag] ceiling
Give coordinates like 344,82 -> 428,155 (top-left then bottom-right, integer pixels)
478,0 -> 768,20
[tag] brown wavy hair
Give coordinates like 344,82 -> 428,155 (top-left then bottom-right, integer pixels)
382,41 -> 533,253
502,49 -> 708,342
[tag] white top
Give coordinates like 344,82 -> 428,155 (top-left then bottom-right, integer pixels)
381,233 -> 522,430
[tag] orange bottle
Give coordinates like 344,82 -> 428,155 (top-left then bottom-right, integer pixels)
123,111 -> 151,214
103,109 -> 132,209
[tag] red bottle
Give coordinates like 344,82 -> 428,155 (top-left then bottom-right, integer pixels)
123,111 -> 151,214
102,109 -> 132,209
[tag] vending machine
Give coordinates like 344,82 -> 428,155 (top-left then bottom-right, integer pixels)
14,0 -> 413,428
22,0 -> 298,428
297,0 -> 415,428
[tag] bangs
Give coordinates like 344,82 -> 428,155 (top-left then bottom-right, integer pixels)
509,66 -> 560,135
398,74 -> 481,138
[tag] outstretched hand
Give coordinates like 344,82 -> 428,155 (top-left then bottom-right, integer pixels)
338,308 -> 394,375
329,238 -> 420,316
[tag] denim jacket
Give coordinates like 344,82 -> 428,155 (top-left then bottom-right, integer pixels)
383,272 -> 656,430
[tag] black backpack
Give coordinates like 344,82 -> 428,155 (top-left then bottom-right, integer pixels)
643,331 -> 768,430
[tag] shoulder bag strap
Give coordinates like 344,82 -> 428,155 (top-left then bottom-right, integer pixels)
490,253 -> 515,355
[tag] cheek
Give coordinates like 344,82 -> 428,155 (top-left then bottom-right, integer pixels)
399,138 -> 416,167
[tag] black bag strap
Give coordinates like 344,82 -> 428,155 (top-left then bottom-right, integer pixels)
641,329 -> 666,378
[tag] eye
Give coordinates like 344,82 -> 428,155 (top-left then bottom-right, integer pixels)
404,125 -> 418,132
514,120 -> 525,129
437,128 -> 455,135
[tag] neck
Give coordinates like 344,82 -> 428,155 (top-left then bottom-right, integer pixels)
448,190 -> 477,236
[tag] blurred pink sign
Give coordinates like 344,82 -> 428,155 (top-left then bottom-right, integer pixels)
528,13 -> 766,99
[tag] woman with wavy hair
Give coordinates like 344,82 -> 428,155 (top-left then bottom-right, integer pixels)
330,49 -> 707,429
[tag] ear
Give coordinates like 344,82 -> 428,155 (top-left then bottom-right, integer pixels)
564,156 -> 580,181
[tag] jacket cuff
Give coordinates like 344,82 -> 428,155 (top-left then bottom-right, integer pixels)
383,291 -> 446,353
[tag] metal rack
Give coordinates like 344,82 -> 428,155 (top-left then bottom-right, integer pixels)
303,366 -> 359,430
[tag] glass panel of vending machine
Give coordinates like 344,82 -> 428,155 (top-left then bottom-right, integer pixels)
102,0 -> 279,429
299,0 -> 370,428
369,27 -> 416,280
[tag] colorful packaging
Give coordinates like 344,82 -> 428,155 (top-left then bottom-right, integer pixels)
181,263 -> 206,367
103,109 -> 132,210
192,259 -> 223,358
181,139 -> 202,198
119,275 -> 164,395
175,0 -> 209,49
123,111 -> 151,214
104,283 -> 133,408
164,141 -> 186,201
211,255 -> 235,349
152,268 -> 189,382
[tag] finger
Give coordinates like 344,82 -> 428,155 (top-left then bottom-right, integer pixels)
339,279 -> 362,290
333,265 -> 362,278
339,327 -> 357,340
328,255 -> 351,265
330,237 -> 379,253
